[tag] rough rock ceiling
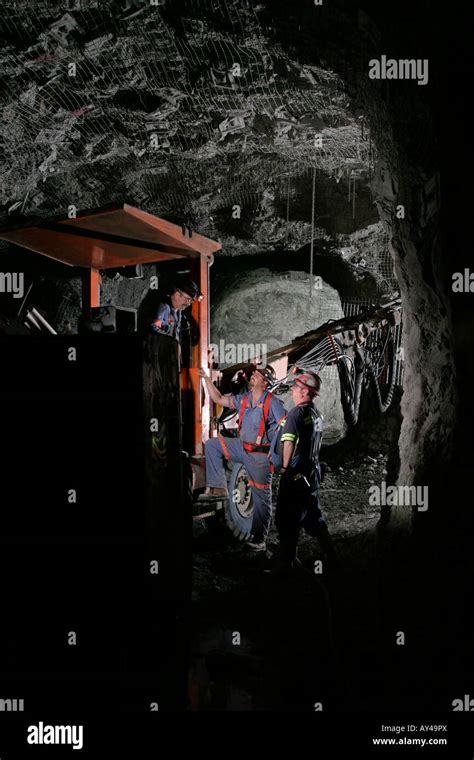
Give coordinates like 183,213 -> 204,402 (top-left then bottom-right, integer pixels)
0,0 -> 385,271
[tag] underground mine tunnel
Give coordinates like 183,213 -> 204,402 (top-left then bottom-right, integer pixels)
0,0 -> 471,716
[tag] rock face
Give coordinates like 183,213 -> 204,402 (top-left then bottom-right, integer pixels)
211,268 -> 346,443
0,0 -> 376,259
389,232 -> 456,492
372,162 -> 455,516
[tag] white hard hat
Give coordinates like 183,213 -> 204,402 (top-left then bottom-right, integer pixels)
293,370 -> 322,396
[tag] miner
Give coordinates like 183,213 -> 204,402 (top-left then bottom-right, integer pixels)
272,370 -> 337,572
150,276 -> 200,343
198,364 -> 286,551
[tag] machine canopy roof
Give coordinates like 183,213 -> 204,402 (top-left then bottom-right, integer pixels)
0,204 -> 221,269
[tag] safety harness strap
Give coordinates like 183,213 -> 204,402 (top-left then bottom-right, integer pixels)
243,442 -> 270,453
237,391 -> 273,446
256,392 -> 272,445
218,434 -> 231,460
248,479 -> 271,490
237,393 -> 249,431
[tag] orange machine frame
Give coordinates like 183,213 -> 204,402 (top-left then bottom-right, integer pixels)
0,203 -> 221,461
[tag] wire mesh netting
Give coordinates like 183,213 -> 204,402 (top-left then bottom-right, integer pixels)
0,0 -> 376,229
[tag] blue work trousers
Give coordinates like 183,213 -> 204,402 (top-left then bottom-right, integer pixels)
204,436 -> 272,540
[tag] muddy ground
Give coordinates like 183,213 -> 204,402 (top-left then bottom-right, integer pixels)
190,453 -> 394,711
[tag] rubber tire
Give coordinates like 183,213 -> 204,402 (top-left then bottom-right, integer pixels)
224,462 -> 254,541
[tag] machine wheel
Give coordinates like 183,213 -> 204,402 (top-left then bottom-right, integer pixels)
224,462 -> 254,541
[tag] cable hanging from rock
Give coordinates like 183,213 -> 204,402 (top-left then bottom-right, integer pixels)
309,165 -> 316,297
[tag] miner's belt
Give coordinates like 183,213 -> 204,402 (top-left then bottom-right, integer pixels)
243,442 -> 270,453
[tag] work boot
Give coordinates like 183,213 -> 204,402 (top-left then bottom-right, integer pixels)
281,538 -> 298,564
197,486 -> 229,501
315,524 -> 340,567
265,539 -> 300,576
267,555 -> 302,575
244,534 -> 267,552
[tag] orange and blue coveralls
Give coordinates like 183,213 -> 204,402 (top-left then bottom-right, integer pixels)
204,390 -> 287,540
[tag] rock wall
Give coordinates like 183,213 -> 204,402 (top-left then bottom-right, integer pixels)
373,169 -> 456,505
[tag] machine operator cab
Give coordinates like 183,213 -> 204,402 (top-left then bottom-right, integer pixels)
0,204 -> 221,484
